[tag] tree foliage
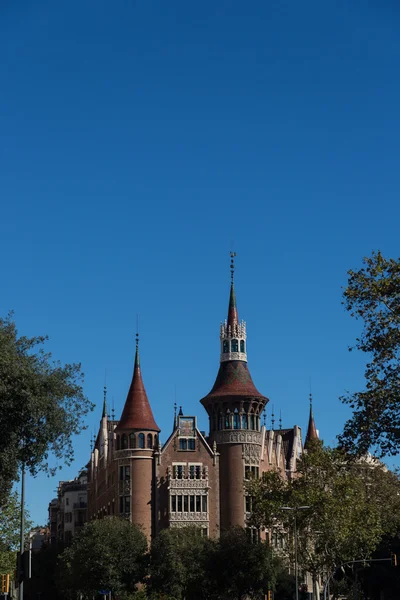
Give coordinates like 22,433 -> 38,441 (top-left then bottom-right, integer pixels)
247,441 -> 400,583
0,314 -> 93,505
338,251 -> 400,456
57,518 -> 148,599
149,526 -> 275,600
0,490 -> 32,573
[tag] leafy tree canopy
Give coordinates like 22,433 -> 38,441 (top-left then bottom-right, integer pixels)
57,518 -> 148,599
247,441 -> 400,581
0,314 -> 93,505
0,490 -> 32,573
338,251 -> 400,456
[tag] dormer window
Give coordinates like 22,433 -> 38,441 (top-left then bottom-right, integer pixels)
231,339 -> 238,352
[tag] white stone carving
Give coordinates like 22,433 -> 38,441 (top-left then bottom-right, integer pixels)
169,479 -> 209,491
220,351 -> 248,363
169,512 -> 209,523
242,443 -> 261,465
214,430 -> 262,445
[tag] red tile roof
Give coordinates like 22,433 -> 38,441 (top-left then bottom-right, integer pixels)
305,405 -> 318,447
200,360 -> 268,403
116,346 -> 160,432
227,282 -> 238,328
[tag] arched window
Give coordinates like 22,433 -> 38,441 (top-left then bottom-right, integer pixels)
147,434 -> 153,449
240,340 -> 245,353
242,414 -> 248,429
154,434 -> 158,448
129,433 -> 136,449
233,409 -> 240,430
231,339 -> 238,352
116,435 -> 120,450
225,412 -> 231,429
138,433 -> 145,448
121,434 -> 128,449
250,414 -> 255,430
223,340 -> 229,353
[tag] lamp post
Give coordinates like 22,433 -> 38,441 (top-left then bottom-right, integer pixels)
281,506 -> 310,600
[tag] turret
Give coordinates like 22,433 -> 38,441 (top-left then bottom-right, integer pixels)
200,254 -> 269,529
115,334 -> 160,542
304,393 -> 319,449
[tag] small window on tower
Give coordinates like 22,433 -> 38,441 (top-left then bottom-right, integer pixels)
223,340 -> 229,353
240,340 -> 245,353
122,434 -> 128,449
147,434 -> 153,449
129,433 -> 136,449
231,339 -> 238,352
233,411 -> 240,430
138,433 -> 145,448
242,414 -> 248,429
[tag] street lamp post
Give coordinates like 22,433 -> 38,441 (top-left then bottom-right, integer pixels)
281,506 -> 310,600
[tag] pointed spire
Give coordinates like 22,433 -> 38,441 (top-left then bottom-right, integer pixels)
116,333 -> 160,432
305,392 -> 319,447
102,380 -> 107,419
173,401 -> 177,430
178,406 -> 183,416
227,252 -> 239,328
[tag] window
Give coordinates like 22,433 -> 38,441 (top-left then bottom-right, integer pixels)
195,465 -> 201,479
177,496 -> 182,512
138,433 -> 145,448
116,436 -> 120,450
184,495 -> 188,512
179,438 -> 195,450
196,495 -> 201,512
129,433 -> 136,448
245,466 -> 259,480
231,339 -> 238,352
122,434 -> 128,449
179,438 -> 187,450
240,340 -> 245,353
223,340 -> 229,353
188,439 -> 195,450
242,414 -> 248,429
202,496 -> 207,512
225,413 -> 230,429
245,496 -> 254,513
250,414 -> 255,430
171,495 -> 177,512
233,411 -> 240,429
174,465 -> 184,479
189,465 -> 195,479
147,434 -> 153,449
201,528 -> 208,537
190,495 -> 195,512
119,466 -> 130,480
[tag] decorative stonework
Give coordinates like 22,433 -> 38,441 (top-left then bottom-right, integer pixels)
119,480 -> 131,495
169,479 -> 209,491
214,430 -> 262,445
169,512 -> 209,523
220,351 -> 247,363
242,443 -> 261,465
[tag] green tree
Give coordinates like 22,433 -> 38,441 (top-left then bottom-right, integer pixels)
210,527 -> 276,600
57,518 -> 148,599
338,251 -> 400,457
247,442 -> 400,593
0,490 -> 32,574
0,314 -> 93,505
149,526 -> 215,600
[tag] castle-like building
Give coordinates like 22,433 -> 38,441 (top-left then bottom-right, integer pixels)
87,259 -> 318,541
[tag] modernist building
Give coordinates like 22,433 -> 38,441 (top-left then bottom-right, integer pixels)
87,260 -> 318,542
48,471 -> 88,545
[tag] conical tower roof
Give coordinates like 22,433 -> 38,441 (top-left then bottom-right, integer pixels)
116,339 -> 160,432
201,255 -> 268,406
305,394 -> 318,447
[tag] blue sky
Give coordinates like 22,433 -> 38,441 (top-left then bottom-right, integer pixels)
1,1 -> 399,526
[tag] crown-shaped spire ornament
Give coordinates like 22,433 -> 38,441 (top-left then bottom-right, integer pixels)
220,252 -> 247,363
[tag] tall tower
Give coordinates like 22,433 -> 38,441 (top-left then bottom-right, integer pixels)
304,393 -> 319,448
200,255 -> 269,529
114,335 -> 160,541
